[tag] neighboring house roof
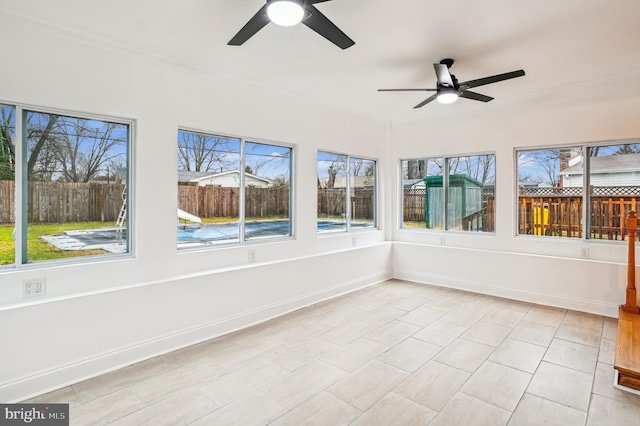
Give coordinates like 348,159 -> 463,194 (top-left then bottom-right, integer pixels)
318,175 -> 374,188
403,179 -> 424,189
178,170 -> 216,182
561,153 -> 640,175
518,181 -> 546,188
178,170 -> 271,185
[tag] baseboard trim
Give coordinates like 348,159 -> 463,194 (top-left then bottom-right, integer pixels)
1,270 -> 391,403
393,269 -> 619,318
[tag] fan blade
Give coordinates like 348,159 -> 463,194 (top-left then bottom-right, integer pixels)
378,88 -> 437,92
413,94 -> 438,109
460,70 -> 525,89
228,5 -> 270,46
303,5 -> 355,49
310,0 -> 333,3
434,63 -> 454,87
459,90 -> 494,102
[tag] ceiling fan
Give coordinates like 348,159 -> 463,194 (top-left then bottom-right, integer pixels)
228,0 -> 355,49
379,59 -> 525,108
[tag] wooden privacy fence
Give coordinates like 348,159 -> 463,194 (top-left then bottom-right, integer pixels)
0,182 -> 292,224
519,195 -> 640,240
317,188 -> 374,220
179,186 -> 239,219
0,181 -> 14,224
0,181 -> 124,224
178,185 -> 290,219
404,188 -> 426,222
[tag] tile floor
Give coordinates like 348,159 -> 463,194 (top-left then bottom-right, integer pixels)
25,280 -> 640,425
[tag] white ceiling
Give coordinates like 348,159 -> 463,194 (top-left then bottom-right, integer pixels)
2,0 -> 640,123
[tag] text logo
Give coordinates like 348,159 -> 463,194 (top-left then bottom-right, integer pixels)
1,404 -> 68,425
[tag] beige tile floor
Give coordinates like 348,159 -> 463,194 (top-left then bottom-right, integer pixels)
25,279 -> 640,425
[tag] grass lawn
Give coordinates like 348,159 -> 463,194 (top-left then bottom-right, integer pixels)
0,222 -> 110,265
1,215 -> 373,265
1,217 -> 292,265
402,221 -> 427,229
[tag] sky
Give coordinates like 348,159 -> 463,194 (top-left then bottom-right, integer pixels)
177,130 -> 291,181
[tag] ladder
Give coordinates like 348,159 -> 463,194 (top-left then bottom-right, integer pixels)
116,184 -> 127,228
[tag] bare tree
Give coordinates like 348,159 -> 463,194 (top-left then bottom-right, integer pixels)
27,113 -> 60,180
178,132 -> 237,172
406,159 -> 427,179
0,107 -> 15,180
446,157 -> 461,175
270,174 -> 290,188
365,161 -> 374,177
459,155 -> 495,183
404,158 -> 444,182
351,158 -> 365,176
247,151 -> 290,182
615,144 -> 639,155
325,160 -> 346,189
531,149 -> 561,186
45,117 -> 126,183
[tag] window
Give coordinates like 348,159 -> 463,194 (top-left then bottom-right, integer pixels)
401,154 -> 495,232
588,143 -> 640,241
244,141 -> 292,240
447,155 -> 495,231
177,130 -> 292,249
517,142 -> 640,241
317,152 -> 347,232
0,105 -> 15,266
402,158 -> 443,229
317,151 -> 376,233
1,105 -> 131,268
350,157 -> 376,229
517,147 -> 583,237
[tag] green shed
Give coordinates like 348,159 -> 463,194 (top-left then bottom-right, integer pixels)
423,174 -> 485,230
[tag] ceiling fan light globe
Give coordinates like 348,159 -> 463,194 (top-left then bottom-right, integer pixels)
437,92 -> 458,104
267,0 -> 305,26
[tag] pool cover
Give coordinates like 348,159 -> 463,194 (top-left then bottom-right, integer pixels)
40,220 -> 373,252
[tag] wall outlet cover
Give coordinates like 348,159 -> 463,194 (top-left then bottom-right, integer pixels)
23,277 -> 46,298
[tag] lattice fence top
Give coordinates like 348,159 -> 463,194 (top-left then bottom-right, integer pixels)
404,188 -> 495,197
404,188 -> 426,195
520,186 -> 640,196
591,186 -> 640,195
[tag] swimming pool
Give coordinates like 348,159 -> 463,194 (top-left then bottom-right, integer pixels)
178,220 -> 292,243
41,220 -> 374,252
178,219 -> 372,244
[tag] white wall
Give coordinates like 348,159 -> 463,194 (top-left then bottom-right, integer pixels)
0,17 -> 389,402
564,171 -> 640,187
2,5 -> 640,404
391,87 -> 640,319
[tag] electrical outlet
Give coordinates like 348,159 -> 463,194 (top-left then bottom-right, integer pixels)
580,247 -> 589,259
248,250 -> 256,263
23,277 -> 46,298
439,236 -> 445,246
352,237 -> 356,247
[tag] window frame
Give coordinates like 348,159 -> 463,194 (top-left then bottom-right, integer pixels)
514,145 -> 584,240
0,101 -> 134,270
317,150 -> 378,235
399,152 -> 496,234
177,128 -> 295,251
514,139 -> 640,242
